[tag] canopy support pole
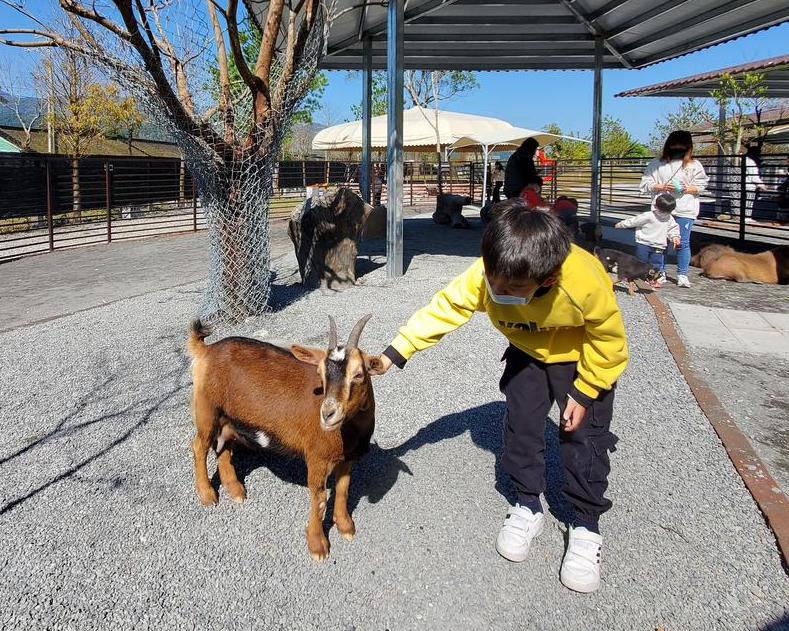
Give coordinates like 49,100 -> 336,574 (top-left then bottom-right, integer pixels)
589,37 -> 603,222
386,0 -> 404,278
361,36 -> 373,204
481,144 -> 490,207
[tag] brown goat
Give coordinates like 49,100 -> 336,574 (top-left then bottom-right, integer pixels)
186,314 -> 384,561
691,244 -> 789,284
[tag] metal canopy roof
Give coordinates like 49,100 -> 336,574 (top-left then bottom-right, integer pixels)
615,53 -> 789,98
246,0 -> 789,71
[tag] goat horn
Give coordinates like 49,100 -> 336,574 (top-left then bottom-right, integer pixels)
327,315 -> 338,349
346,313 -> 372,349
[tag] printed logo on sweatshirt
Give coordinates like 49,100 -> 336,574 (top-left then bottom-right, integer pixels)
498,320 -> 574,333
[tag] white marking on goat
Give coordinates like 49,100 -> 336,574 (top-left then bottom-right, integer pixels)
216,434 -> 226,453
255,431 -> 271,448
329,347 -> 346,361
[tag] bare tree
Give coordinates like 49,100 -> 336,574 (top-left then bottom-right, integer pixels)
316,101 -> 341,128
33,42 -> 141,219
0,0 -> 339,323
404,70 -> 478,193
0,61 -> 44,150
282,122 -> 315,159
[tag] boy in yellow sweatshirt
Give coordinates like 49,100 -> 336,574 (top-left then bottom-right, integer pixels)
378,200 -> 628,593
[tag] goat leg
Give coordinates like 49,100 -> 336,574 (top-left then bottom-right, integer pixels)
306,459 -> 332,561
627,281 -> 635,296
332,461 -> 356,541
192,434 -> 218,506
216,446 -> 246,503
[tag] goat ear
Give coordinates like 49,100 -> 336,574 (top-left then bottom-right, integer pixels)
364,353 -> 386,375
291,345 -> 326,365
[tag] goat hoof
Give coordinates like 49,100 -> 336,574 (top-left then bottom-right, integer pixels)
226,482 -> 246,503
198,487 -> 219,506
335,518 -> 356,541
307,534 -> 330,561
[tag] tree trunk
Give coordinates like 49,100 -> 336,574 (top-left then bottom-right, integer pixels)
71,158 -> 82,222
196,160 -> 275,324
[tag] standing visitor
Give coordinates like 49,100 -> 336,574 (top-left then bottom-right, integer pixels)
504,138 -> 539,199
640,130 -> 709,288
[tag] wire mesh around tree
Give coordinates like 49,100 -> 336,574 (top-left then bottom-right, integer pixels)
43,0 -> 334,325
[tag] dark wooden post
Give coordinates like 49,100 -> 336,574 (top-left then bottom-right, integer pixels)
46,159 -> 54,252
409,163 -> 414,205
106,161 -> 112,243
739,155 -> 747,244
192,180 -> 198,231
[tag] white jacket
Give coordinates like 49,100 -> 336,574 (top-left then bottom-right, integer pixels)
617,209 -> 680,249
745,157 -> 765,192
640,158 -> 709,219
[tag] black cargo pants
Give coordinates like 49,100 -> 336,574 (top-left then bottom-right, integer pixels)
499,345 -> 619,522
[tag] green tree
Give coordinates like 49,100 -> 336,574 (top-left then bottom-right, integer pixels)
542,123 -> 591,161
349,71 -> 388,119
648,98 -> 711,152
600,116 -> 650,158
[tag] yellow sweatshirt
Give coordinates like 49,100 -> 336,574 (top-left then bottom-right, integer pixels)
386,244 -> 629,404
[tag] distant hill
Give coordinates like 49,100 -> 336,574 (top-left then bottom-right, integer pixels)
0,91 -> 174,143
0,91 -> 43,127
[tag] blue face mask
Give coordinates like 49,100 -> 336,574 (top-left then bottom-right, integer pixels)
484,275 -> 533,306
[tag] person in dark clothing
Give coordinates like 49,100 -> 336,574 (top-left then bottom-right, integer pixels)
504,138 -> 540,199
491,160 -> 505,203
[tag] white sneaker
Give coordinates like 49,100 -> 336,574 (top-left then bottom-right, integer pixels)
495,504 -> 545,562
676,274 -> 691,288
656,272 -> 667,285
560,526 -> 603,593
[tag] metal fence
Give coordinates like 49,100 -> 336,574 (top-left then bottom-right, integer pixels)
0,154 -> 204,261
2,152 -> 787,262
591,153 -> 789,246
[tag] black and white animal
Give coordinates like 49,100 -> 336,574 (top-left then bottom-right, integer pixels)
594,247 -> 660,295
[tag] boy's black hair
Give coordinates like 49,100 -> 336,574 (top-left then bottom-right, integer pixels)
481,199 -> 571,282
654,192 -> 676,213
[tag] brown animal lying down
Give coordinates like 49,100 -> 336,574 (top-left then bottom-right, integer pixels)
690,244 -> 789,284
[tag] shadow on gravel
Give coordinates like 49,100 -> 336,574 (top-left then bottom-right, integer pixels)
0,357 -> 190,516
361,401 -> 576,524
226,399 -> 579,529
356,216 -> 485,275
761,611 -> 789,631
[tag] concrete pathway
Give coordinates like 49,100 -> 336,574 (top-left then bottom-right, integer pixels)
670,304 -> 789,359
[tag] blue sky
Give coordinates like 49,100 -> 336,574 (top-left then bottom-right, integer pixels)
1,2 -> 786,144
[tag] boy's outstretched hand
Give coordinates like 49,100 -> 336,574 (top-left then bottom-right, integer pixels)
562,396 -> 587,432
377,354 -> 393,374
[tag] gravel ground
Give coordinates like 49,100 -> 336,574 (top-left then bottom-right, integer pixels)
1,216 -> 788,631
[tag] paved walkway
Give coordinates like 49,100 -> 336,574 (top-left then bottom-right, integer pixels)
670,305 -> 789,359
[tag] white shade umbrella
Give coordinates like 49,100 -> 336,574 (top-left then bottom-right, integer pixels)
312,106 -> 521,153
